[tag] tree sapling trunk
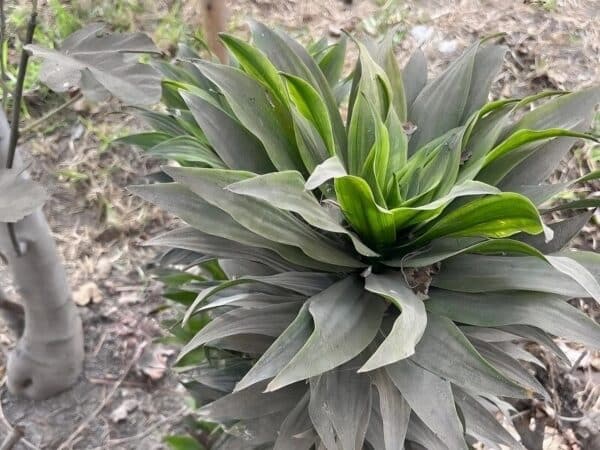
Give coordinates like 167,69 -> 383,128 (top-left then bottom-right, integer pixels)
0,111 -> 84,400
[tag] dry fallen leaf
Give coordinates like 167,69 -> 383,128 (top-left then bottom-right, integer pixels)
110,398 -> 139,423
73,281 -> 102,306
137,345 -> 175,381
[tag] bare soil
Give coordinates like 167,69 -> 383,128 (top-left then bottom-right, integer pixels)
0,0 -> 599,448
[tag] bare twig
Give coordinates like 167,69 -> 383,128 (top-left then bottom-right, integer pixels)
0,0 -> 7,109
22,93 -> 83,133
5,0 -> 38,258
0,426 -> 24,450
6,0 -> 37,170
0,377 -> 39,449
56,343 -> 146,450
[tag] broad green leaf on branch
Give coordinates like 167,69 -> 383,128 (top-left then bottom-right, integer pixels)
27,23 -> 161,105
0,170 -> 47,223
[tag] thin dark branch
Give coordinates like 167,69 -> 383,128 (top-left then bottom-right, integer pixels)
5,0 -> 38,258
0,0 -> 7,109
6,0 -> 38,170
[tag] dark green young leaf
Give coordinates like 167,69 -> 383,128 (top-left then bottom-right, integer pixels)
317,37 -> 347,89
415,192 -> 544,244
334,175 -> 396,248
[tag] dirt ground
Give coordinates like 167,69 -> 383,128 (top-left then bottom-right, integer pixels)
0,0 -> 599,448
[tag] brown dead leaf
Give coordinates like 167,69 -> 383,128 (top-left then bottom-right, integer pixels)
73,282 -> 102,306
137,345 -> 175,381
109,398 -> 138,423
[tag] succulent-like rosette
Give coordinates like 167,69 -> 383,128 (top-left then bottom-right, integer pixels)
128,23 -> 600,449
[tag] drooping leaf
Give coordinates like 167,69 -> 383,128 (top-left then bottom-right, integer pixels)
305,155 -> 347,190
146,136 -> 225,167
426,289 -> 600,349
27,23 -> 161,105
371,369 -> 411,450
267,277 -> 386,391
432,254 -> 600,301
308,362 -> 372,450
453,387 -> 524,450
410,314 -> 530,398
388,359 -> 467,450
361,273 -> 427,371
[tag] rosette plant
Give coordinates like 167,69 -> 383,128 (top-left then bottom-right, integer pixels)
128,23 -> 600,449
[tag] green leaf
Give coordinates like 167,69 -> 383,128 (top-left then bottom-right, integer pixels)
402,48 -> 427,109
181,92 -> 275,173
147,136 -> 225,167
482,128 -> 597,166
147,226 -> 302,272
462,43 -> 507,120
453,387 -> 524,450
541,198 -> 600,214
425,289 -> 600,350
115,131 -> 171,150
305,155 -> 347,190
410,314 -> 530,398
432,254 -> 600,301
227,171 -> 379,257
249,22 -> 347,163
395,237 -> 545,268
506,86 -> 600,135
415,192 -> 544,244
220,33 -> 288,104
194,61 -> 303,172
267,277 -> 386,391
371,369 -> 411,450
282,73 -> 336,158
178,303 -> 300,360
361,273 -> 427,371
166,167 -> 364,268
236,303 -> 312,392
317,37 -> 347,89
391,180 -> 500,230
308,362 -> 372,450
408,42 -> 478,153
387,359 -> 467,450
347,43 -> 392,175
334,175 -> 396,248
274,392 -> 315,449
373,29 -> 407,121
